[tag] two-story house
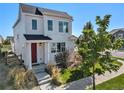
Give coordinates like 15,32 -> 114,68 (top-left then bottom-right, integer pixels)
13,4 -> 75,69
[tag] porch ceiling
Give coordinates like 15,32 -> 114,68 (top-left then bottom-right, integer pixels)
24,34 -> 52,40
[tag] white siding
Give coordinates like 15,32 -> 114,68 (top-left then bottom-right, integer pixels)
43,15 -> 74,64
13,13 -> 26,57
14,11 -> 74,69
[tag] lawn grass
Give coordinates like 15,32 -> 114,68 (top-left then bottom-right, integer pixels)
96,73 -> 124,90
60,61 -> 122,84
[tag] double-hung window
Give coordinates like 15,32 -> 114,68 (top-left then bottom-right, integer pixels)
57,42 -> 65,52
32,19 -> 37,30
59,21 -> 68,32
51,42 -> 66,53
64,22 -> 68,33
48,20 -> 53,31
59,21 -> 63,32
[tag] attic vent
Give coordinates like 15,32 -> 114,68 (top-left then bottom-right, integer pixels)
35,8 -> 43,16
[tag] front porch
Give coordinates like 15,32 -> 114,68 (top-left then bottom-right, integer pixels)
25,41 -> 50,69
23,34 -> 52,70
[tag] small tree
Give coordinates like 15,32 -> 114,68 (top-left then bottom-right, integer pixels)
3,39 -> 10,45
76,15 -> 124,90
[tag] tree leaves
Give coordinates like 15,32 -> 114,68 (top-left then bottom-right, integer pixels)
76,15 -> 124,77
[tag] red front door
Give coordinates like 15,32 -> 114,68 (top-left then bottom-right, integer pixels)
31,43 -> 37,63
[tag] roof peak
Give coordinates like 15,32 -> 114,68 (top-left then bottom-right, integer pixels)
19,3 -> 72,19
20,3 -> 66,13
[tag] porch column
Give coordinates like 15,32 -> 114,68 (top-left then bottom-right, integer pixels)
26,42 -> 32,70
44,42 -> 50,64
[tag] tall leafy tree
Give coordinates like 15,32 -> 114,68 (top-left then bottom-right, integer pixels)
76,15 -> 124,90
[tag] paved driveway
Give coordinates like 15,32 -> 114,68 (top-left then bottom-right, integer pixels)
111,51 -> 124,58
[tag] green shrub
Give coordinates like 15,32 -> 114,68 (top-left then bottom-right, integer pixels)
60,69 -> 72,84
60,67 -> 85,84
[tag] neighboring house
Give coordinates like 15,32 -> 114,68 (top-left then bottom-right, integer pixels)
110,28 -> 124,49
0,35 -> 3,44
110,28 -> 124,39
13,3 -> 75,69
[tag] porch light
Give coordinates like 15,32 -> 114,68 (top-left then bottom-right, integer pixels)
39,42 -> 42,46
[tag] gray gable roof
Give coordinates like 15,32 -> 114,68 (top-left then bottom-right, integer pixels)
20,3 -> 72,19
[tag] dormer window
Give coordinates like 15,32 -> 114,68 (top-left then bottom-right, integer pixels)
48,20 -> 53,31
32,19 -> 37,30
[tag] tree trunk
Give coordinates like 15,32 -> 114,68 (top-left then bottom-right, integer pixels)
92,62 -> 96,90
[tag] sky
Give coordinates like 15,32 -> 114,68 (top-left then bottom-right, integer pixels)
0,3 -> 124,38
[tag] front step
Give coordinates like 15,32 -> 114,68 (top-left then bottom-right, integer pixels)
39,82 -> 52,90
34,68 -> 45,74
32,64 -> 53,90
35,72 -> 51,81
33,63 -> 46,74
39,77 -> 52,85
